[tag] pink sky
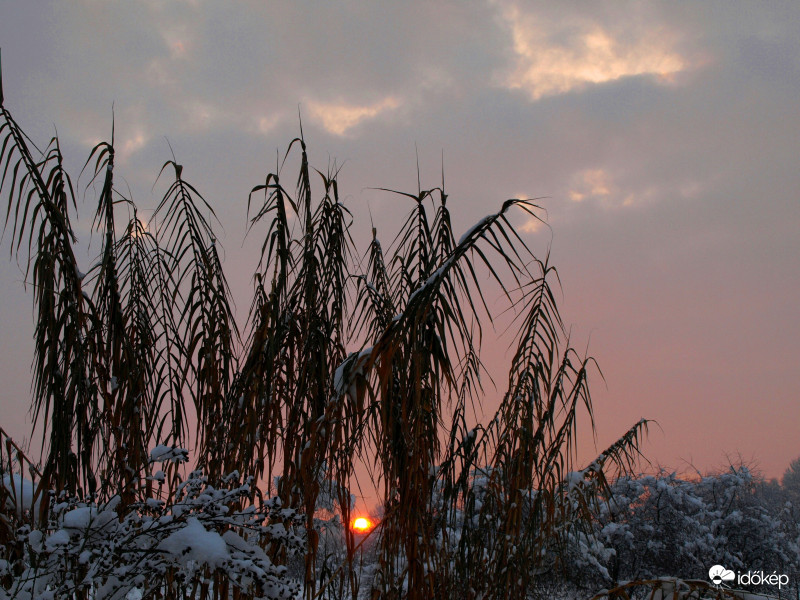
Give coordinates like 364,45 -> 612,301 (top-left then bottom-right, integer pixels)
1,1 -> 798,485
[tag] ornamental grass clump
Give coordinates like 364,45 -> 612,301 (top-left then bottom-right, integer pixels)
0,55 -> 649,600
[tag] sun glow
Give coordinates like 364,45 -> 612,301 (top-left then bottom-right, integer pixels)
351,517 -> 373,534
129,217 -> 149,239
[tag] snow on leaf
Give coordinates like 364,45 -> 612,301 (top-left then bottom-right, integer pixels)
157,516 -> 230,569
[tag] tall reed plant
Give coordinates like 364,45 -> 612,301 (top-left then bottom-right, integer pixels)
0,57 -> 648,599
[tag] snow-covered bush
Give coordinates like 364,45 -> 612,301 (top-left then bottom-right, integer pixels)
2,470 -> 305,600
562,466 -> 800,596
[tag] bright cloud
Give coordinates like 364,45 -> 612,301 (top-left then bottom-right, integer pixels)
120,130 -> 149,162
497,3 -> 686,100
257,114 -> 281,135
520,217 -> 544,234
306,97 -> 401,136
567,168 -> 638,207
569,168 -> 613,202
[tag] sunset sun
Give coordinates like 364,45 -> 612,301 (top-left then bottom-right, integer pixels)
351,517 -> 373,534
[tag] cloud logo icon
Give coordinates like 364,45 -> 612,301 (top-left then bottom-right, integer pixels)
709,564 -> 735,586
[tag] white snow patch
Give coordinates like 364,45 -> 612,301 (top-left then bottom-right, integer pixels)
458,215 -> 493,246
565,471 -> 584,492
157,517 -> 230,568
149,445 -> 189,463
45,528 -> 71,551
2,474 -> 39,515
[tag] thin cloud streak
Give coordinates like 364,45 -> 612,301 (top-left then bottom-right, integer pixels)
307,96 -> 401,136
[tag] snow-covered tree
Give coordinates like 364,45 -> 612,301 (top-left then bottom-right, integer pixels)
782,456 -> 800,513
564,466 -> 800,597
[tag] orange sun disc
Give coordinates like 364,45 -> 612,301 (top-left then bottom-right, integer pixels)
351,517 -> 372,533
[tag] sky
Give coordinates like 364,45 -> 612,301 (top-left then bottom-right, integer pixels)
0,1 -> 798,484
